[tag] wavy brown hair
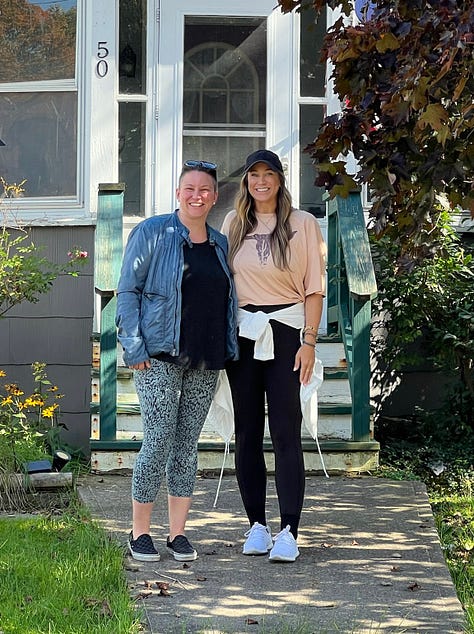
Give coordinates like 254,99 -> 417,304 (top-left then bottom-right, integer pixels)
228,171 -> 294,270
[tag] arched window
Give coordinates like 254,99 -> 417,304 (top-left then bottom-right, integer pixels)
184,42 -> 260,127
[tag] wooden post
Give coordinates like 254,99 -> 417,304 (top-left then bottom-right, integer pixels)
94,184 -> 125,441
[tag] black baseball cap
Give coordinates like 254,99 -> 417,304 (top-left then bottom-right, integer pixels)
244,150 -> 283,174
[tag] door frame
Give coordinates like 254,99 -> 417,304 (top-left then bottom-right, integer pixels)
154,0 -> 297,214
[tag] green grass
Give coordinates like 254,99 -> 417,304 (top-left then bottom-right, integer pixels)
432,485 -> 474,632
0,511 -> 141,634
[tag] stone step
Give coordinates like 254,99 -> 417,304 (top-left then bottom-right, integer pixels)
90,440 -> 380,474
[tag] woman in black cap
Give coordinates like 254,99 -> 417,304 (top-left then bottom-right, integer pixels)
222,149 -> 326,562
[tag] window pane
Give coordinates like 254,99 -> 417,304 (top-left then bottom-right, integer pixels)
300,104 -> 326,217
119,0 -> 147,95
300,8 -> 326,97
0,92 -> 77,197
184,18 -> 267,128
119,102 -> 146,216
183,17 -> 267,227
183,135 -> 264,230
0,1 -> 77,82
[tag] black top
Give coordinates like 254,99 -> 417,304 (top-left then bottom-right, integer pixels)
156,240 -> 229,370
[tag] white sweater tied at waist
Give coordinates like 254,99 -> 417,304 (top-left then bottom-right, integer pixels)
238,303 -> 305,360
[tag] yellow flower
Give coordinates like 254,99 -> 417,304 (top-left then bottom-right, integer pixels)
1,396 -> 13,406
4,384 -> 24,396
24,396 -> 44,408
0,370 -> 6,377
42,403 -> 59,419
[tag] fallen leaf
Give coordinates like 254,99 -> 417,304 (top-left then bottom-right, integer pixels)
99,600 -> 113,618
391,565 -> 401,572
245,618 -> 259,625
407,582 -> 420,591
351,539 -> 359,546
156,582 -> 170,591
144,580 -> 153,589
183,563 -> 190,568
196,575 -> 207,582
321,542 -> 334,548
380,581 -> 392,586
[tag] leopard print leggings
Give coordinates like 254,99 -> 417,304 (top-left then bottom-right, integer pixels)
132,359 -> 218,503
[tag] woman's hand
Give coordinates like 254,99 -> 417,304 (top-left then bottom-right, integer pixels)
129,360 -> 151,370
294,344 -> 315,386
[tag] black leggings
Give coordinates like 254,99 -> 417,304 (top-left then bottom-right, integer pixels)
226,316 -> 305,538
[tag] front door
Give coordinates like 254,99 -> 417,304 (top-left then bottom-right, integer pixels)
156,0 -> 297,228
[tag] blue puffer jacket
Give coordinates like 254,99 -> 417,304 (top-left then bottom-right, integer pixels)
116,211 -> 239,366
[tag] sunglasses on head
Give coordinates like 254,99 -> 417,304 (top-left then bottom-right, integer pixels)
183,160 -> 217,171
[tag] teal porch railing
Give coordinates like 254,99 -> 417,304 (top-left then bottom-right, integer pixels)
326,191 -> 378,442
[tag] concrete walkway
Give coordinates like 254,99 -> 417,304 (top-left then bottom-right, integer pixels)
78,473 -> 467,634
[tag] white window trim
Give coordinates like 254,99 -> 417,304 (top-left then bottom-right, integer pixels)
0,1 -> 88,224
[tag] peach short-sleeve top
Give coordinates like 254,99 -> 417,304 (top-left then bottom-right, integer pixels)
221,208 -> 327,307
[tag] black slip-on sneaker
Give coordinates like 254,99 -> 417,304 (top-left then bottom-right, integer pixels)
128,532 -> 160,562
166,534 -> 198,561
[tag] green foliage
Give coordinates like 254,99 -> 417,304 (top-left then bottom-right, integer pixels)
0,225 -> 88,318
0,363 -> 67,471
371,210 -> 474,429
0,513 -> 141,634
278,0 -> 474,261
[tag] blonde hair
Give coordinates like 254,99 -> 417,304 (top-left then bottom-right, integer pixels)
228,171 -> 294,270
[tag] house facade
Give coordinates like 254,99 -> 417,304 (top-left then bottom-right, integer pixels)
1,0 -> 340,457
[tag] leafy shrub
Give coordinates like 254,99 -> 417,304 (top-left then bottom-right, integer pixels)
371,209 -> 474,432
0,363 -> 67,471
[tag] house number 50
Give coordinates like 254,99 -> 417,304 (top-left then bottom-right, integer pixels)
96,41 -> 109,78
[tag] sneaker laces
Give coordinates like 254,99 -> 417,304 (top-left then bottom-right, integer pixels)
244,522 -> 267,538
273,525 -> 295,544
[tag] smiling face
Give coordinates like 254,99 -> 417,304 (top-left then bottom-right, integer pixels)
176,169 -> 218,224
246,162 -> 281,212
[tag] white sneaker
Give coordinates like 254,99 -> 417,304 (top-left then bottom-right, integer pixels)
269,525 -> 300,562
242,522 -> 273,555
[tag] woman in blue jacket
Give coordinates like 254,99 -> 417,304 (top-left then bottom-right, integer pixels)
116,160 -> 238,562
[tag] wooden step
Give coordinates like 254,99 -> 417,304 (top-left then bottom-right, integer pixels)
90,401 -> 354,442
91,372 -> 351,406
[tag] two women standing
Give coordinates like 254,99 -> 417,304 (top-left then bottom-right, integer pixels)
116,150 -> 326,564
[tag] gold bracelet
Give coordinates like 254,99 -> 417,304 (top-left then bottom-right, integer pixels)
303,329 -> 317,338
